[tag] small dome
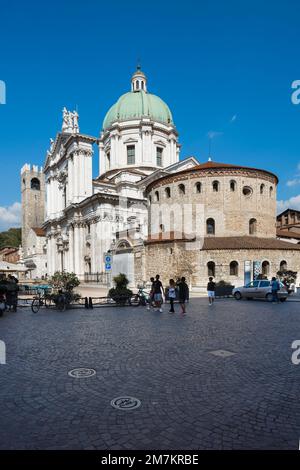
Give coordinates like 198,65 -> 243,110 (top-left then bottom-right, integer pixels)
103,90 -> 174,131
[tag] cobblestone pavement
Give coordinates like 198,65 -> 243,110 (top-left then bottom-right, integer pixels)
0,297 -> 300,450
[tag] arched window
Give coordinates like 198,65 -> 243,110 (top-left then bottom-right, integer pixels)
207,261 -> 215,277
148,195 -> 152,203
249,218 -> 257,235
141,80 -> 144,90
260,183 -> 265,194
178,183 -> 185,195
154,191 -> 159,202
206,218 -> 215,235
280,260 -> 287,271
195,182 -> 201,193
269,186 -> 273,197
212,180 -> 219,192
31,178 -> 40,190
230,180 -> 236,192
230,261 -> 239,276
165,187 -> 171,198
262,261 -> 270,276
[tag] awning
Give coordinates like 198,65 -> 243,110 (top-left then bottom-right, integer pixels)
0,261 -> 29,272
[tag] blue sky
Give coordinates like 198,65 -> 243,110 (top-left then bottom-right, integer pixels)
0,0 -> 300,229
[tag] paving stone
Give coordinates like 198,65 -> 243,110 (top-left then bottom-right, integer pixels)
0,298 -> 300,449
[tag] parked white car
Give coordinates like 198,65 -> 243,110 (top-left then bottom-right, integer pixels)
232,280 -> 288,301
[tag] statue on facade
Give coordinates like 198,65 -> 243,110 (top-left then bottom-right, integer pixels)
62,107 -> 80,134
72,110 -> 79,132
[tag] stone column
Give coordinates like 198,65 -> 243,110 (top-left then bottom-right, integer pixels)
47,236 -> 52,275
68,225 -> 74,273
80,224 -> 85,278
46,181 -> 50,217
52,235 -> 57,274
73,154 -> 80,203
73,223 -> 81,276
110,135 -> 116,169
67,156 -> 74,204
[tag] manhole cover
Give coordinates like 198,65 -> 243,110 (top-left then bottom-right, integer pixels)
209,349 -> 236,358
111,396 -> 141,410
68,368 -> 96,378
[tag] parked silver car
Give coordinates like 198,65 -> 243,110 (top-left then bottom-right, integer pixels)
232,280 -> 288,301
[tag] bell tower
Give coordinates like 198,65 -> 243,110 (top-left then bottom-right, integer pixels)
21,164 -> 45,257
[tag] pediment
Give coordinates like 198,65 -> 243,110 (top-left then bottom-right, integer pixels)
123,137 -> 138,144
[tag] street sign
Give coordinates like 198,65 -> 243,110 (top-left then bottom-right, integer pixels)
105,254 -> 112,264
104,253 -> 112,272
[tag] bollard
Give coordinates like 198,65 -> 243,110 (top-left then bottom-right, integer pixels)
89,297 -> 93,309
84,297 -> 89,309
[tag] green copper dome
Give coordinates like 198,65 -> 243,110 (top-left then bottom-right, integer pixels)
102,90 -> 174,130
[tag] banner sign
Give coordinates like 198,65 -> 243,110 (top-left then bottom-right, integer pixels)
253,261 -> 262,280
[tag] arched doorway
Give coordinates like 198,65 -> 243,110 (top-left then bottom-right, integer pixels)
112,240 -> 134,285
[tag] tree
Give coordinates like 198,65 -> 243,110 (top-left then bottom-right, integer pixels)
0,228 -> 21,249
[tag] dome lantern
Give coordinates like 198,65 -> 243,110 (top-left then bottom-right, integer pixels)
131,64 -> 147,92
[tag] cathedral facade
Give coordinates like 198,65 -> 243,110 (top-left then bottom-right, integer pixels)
40,67 -> 198,284
21,67 -> 300,288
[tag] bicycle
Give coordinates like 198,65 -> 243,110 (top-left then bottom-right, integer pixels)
130,287 -> 151,307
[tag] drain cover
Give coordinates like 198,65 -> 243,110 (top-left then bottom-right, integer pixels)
209,349 -> 236,358
68,368 -> 96,378
111,396 -> 141,410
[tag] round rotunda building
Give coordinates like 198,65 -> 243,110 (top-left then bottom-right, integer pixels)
141,160 -> 300,289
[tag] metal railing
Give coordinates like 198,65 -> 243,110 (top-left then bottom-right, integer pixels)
84,272 -> 109,284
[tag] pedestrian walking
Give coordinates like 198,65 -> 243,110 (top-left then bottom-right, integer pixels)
147,277 -> 155,310
177,277 -> 189,316
153,274 -> 164,312
168,279 -> 176,313
271,276 -> 280,304
6,275 -> 18,312
290,281 -> 297,294
207,276 -> 216,306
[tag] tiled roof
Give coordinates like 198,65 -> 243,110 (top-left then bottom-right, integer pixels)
276,229 -> 300,240
32,227 -> 46,237
146,160 -> 278,192
145,234 -> 300,249
146,231 -> 195,244
202,236 -> 300,250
